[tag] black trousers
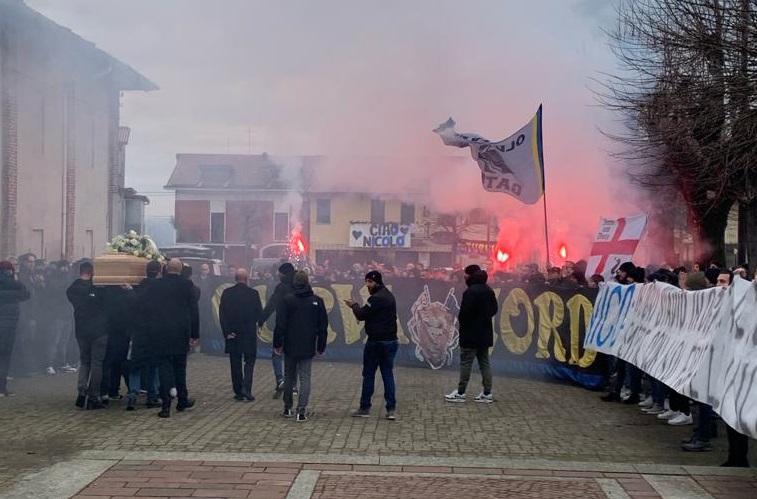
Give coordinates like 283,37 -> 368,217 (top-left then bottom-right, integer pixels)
101,335 -> 129,397
229,352 -> 255,396
612,359 -> 641,395
667,388 -> 691,416
726,425 -> 750,466
157,354 -> 188,410
0,326 -> 18,393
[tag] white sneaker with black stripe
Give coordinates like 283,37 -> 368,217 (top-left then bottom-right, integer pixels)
444,390 -> 466,403
474,392 -> 493,403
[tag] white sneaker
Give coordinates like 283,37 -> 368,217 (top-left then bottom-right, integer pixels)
668,413 -> 693,426
444,390 -> 466,403
638,396 -> 654,408
45,366 -> 56,375
642,403 -> 665,415
657,409 -> 679,420
474,392 -> 493,403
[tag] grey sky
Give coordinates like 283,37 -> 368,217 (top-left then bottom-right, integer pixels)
25,0 -> 622,238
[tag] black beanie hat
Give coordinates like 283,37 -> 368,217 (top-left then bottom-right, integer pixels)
464,264 -> 481,275
629,266 -> 646,283
618,261 -> 635,274
278,262 -> 295,275
365,270 -> 383,285
704,268 -> 719,286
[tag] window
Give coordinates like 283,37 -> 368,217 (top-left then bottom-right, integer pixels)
274,212 -> 289,241
316,199 -> 331,224
468,208 -> 490,224
32,229 -> 44,258
85,230 -> 94,259
210,212 -> 225,243
437,213 -> 457,226
400,203 -> 415,225
371,199 -> 385,224
90,119 -> 96,169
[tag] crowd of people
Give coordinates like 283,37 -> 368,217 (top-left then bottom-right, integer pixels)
597,260 -> 752,468
0,251 -> 752,466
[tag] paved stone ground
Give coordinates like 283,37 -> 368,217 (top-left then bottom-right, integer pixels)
0,354 -> 755,498
20,459 -> 757,499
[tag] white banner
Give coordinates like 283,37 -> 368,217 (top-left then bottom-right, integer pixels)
433,106 -> 545,204
584,214 -> 648,280
585,279 -> 757,439
349,222 -> 412,248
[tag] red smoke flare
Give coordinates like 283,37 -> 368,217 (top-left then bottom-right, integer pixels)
496,249 -> 510,263
558,244 -> 567,259
290,231 -> 307,256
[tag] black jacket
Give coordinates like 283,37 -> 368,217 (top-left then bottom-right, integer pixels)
458,271 -> 498,349
128,276 -> 158,363
138,274 -> 200,355
66,278 -> 109,340
350,285 -> 398,342
259,273 -> 295,326
0,275 -> 31,332
273,283 -> 328,358
219,282 -> 263,355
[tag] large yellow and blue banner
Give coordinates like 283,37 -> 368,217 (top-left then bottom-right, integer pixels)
434,106 -> 545,204
202,277 -> 605,389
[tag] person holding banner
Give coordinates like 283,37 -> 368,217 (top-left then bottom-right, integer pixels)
600,263 -> 643,404
709,269 -> 750,468
445,265 -> 498,403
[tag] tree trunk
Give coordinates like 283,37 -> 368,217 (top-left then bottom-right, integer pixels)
647,200 -> 678,265
739,198 -> 757,272
691,199 -> 732,265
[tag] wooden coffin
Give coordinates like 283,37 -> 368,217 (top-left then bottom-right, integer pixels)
93,253 -> 149,285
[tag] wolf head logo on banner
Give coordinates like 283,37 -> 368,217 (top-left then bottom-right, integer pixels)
407,285 -> 460,369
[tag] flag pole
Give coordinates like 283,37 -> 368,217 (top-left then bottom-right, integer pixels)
542,190 -> 551,268
537,104 -> 549,268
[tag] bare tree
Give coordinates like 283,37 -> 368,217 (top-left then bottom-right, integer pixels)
597,0 -> 757,264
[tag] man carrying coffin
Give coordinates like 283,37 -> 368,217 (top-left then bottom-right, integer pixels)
219,269 -> 262,401
140,258 -> 200,418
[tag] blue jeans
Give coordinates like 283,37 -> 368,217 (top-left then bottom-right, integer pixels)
271,347 -> 283,383
360,340 -> 398,411
128,362 -> 159,403
651,377 -> 666,405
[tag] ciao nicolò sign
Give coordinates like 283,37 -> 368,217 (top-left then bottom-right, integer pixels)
349,222 -> 412,248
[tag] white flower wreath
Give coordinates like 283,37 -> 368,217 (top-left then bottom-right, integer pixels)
106,230 -> 165,261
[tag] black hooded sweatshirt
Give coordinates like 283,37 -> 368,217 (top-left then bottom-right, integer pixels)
259,271 -> 295,326
458,270 -> 498,349
350,285 -> 398,342
273,283 -> 328,358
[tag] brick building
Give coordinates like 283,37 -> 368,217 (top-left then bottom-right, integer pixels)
167,153 -> 495,269
0,0 -> 156,260
165,153 -> 310,268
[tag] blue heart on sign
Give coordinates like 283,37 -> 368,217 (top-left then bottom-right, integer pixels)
352,230 -> 363,239
400,226 -> 409,235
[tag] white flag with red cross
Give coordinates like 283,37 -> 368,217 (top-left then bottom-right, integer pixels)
584,214 -> 648,281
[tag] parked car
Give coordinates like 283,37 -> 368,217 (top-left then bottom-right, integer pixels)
159,245 -> 222,275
